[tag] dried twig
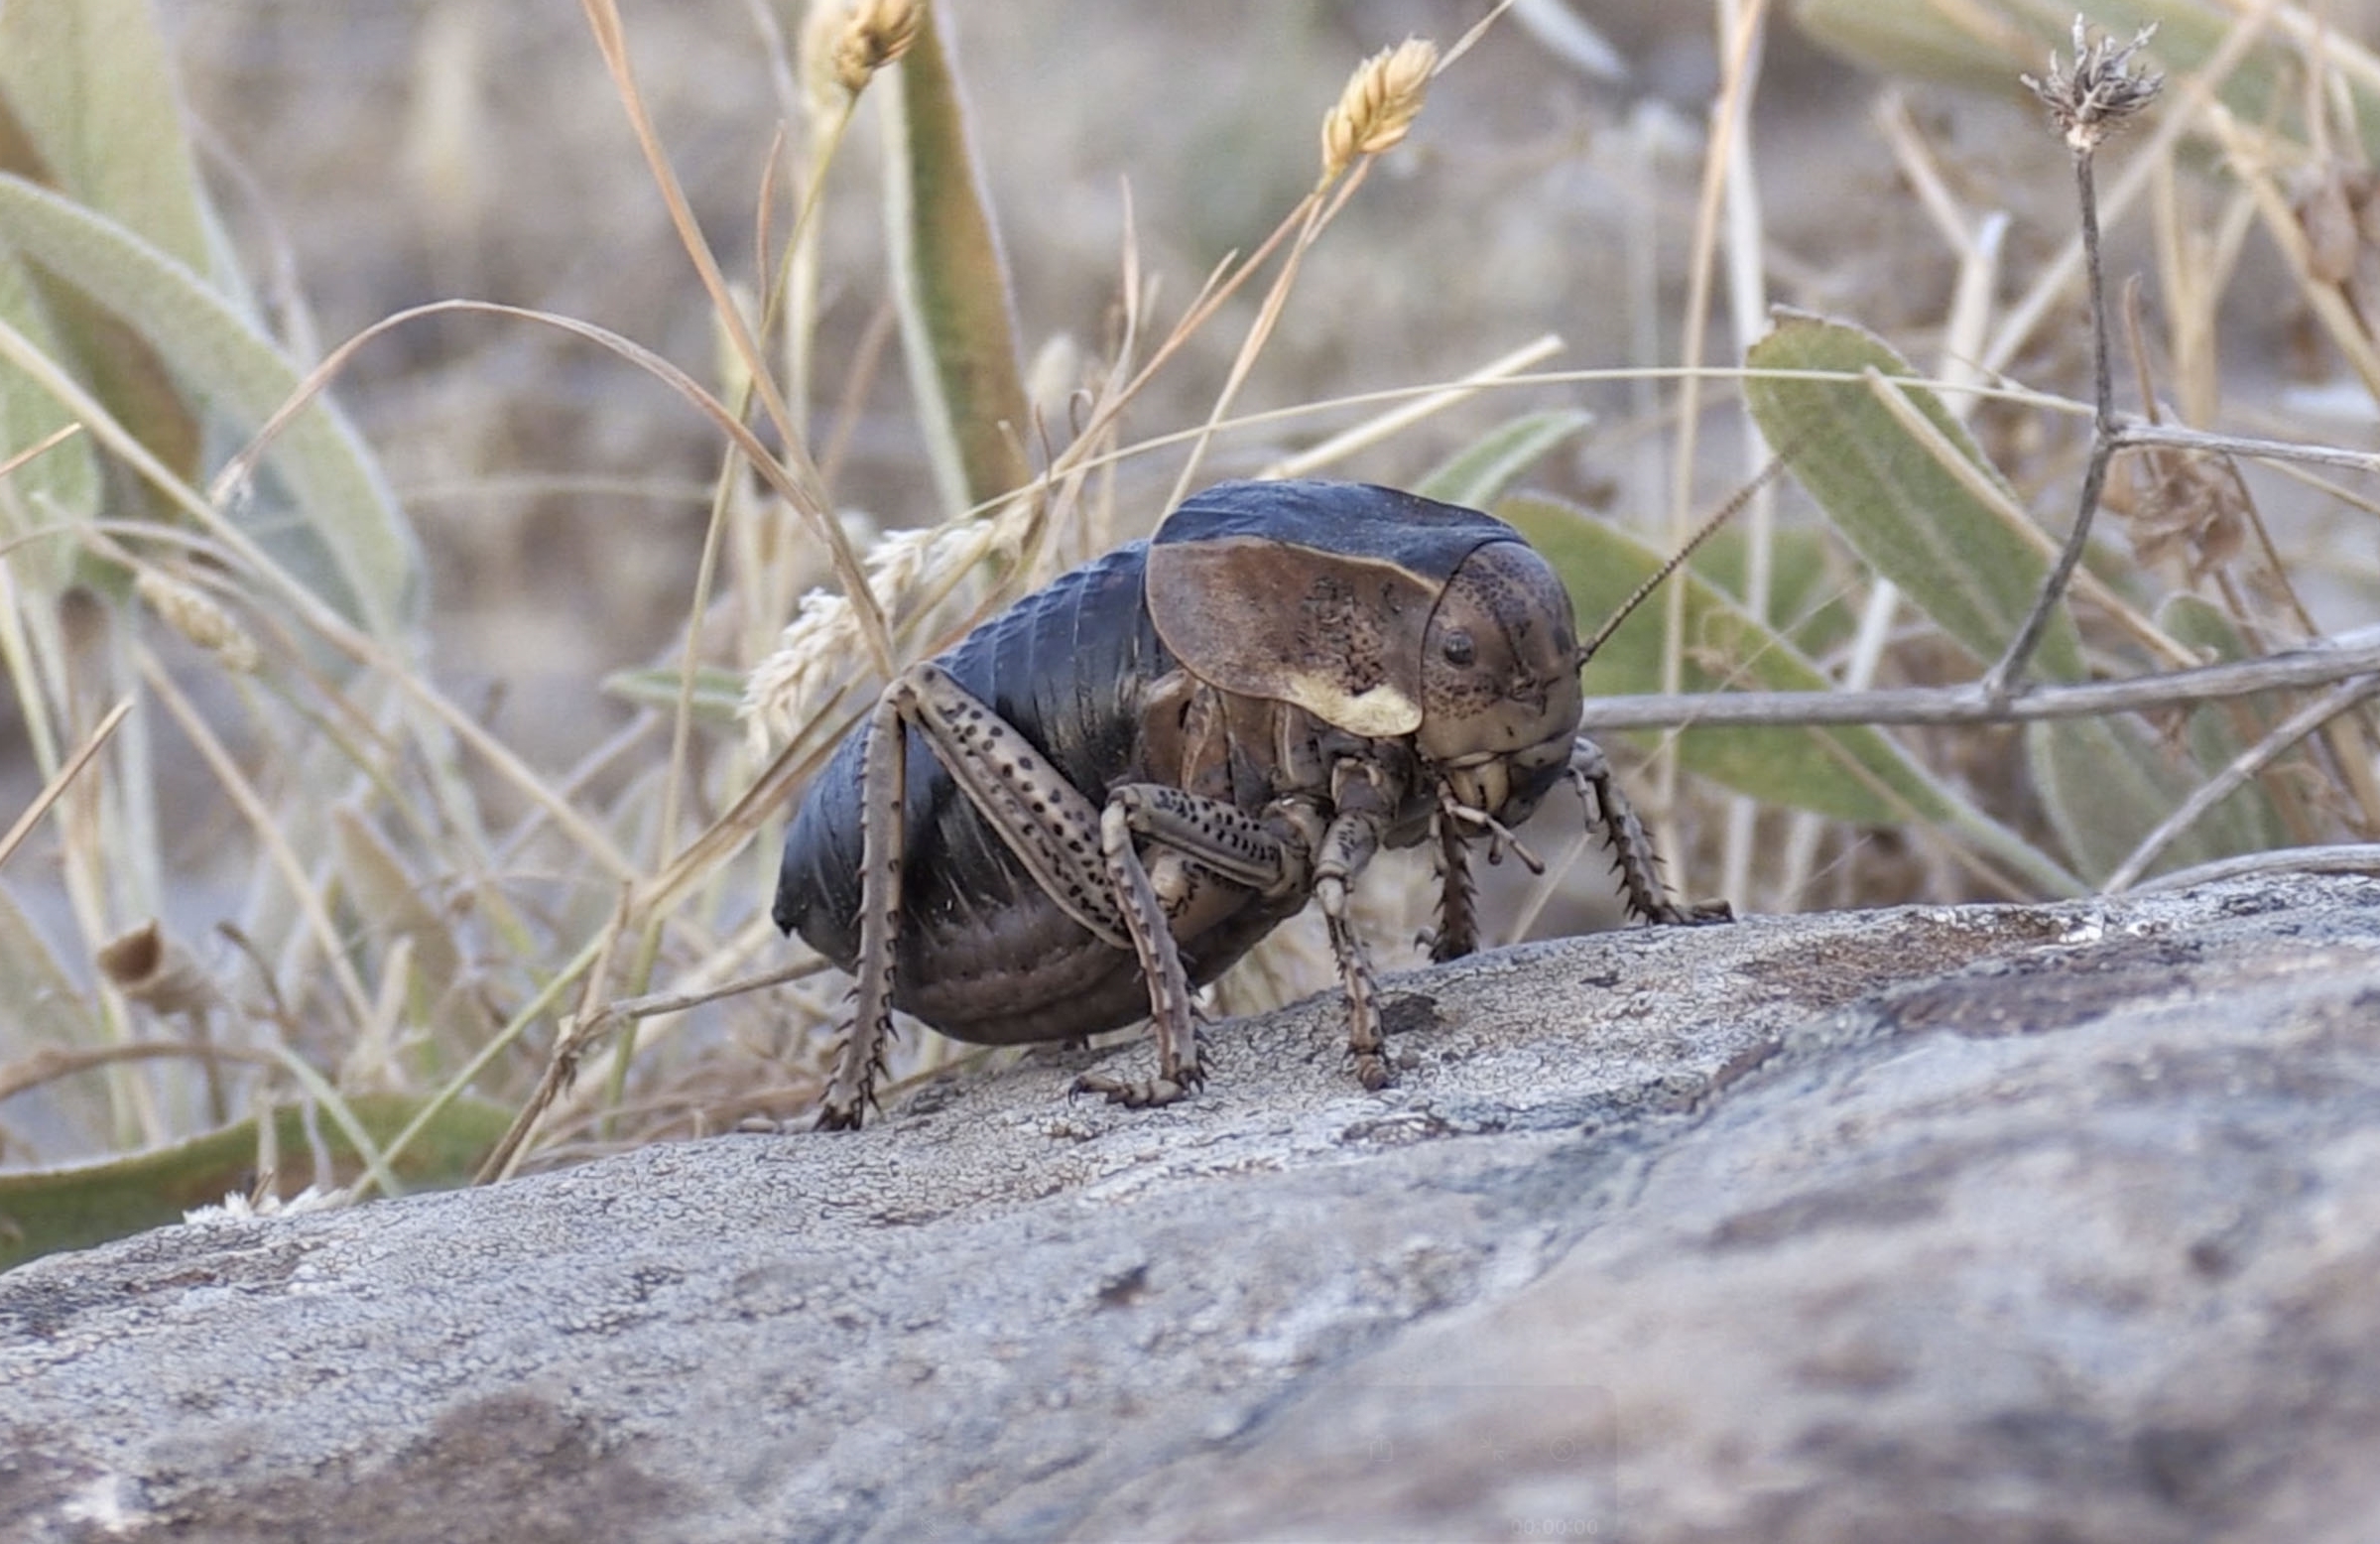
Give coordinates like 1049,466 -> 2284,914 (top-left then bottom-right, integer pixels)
1985,19 -> 2164,702
1575,628 -> 2380,730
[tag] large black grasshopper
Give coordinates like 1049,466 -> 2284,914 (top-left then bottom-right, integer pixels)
775,479 -> 1721,1129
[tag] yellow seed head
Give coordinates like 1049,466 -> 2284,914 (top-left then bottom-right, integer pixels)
137,571 -> 260,673
1320,38 -> 1438,185
834,0 -> 923,97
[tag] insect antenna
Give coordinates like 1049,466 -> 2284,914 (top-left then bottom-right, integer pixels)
1574,442 -> 1805,667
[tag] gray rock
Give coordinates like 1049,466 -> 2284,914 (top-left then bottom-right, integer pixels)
5,872 -> 2379,1543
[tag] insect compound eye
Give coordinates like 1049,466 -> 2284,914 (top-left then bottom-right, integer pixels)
1441,630 -> 1476,668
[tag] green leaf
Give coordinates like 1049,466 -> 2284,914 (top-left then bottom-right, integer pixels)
600,664 -> 748,726
2152,593 -> 2291,852
0,0 -> 220,491
1745,310 -> 2085,682
1417,409 -> 1593,508
0,0 -> 221,279
880,2 -> 1033,517
1791,0 -> 2019,94
2029,712 -> 2280,886
0,246 -> 99,591
0,173 -> 420,639
1506,494 -> 2078,894
1685,525 -> 1861,665
0,1093 -> 511,1273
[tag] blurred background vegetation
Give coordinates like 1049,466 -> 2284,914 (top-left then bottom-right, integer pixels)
5,0 -> 2378,1267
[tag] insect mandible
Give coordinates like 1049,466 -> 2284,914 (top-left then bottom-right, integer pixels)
774,478 -> 1724,1130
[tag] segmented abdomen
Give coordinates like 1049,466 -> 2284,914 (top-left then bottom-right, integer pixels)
774,542 -> 1192,1041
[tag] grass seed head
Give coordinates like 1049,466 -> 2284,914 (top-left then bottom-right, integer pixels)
834,0 -> 923,97
137,571 -> 260,673
1319,37 -> 1438,186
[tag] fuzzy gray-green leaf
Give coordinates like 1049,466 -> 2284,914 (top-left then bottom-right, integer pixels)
880,2 -> 1033,518
602,665 -> 749,726
1418,410 -> 1593,509
0,174 -> 419,639
0,0 -> 221,280
1505,495 -> 2077,895
0,1093 -> 510,1272
0,247 -> 99,591
2029,712 -> 2279,886
1745,311 -> 2084,683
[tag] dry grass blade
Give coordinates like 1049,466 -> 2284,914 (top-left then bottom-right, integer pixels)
0,698 -> 131,873
0,1040 -> 278,1107
135,650 -> 377,1033
1574,629 -> 2380,729
477,955 -> 828,1184
2101,672 -> 2380,893
578,0 -> 893,678
0,420 -> 85,481
1257,334 -> 1565,480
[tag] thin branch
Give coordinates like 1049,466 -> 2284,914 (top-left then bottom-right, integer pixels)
1985,21 -> 2164,701
2131,841 -> 2380,894
2112,419 -> 2380,476
1575,628 -> 2380,729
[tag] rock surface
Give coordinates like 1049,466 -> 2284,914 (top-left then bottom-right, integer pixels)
5,872 -> 2380,1543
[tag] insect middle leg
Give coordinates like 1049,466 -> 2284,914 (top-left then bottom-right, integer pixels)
1069,783 -> 1317,1109
1315,758 -> 1399,1091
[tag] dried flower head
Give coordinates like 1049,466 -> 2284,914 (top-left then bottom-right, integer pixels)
740,506 -> 1023,759
137,570 -> 260,673
833,0 -> 922,97
2023,19 -> 2163,154
1319,37 -> 1438,185
97,920 -> 224,1019
2113,445 -> 2248,585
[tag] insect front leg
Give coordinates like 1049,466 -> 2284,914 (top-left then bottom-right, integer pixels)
1569,735 -> 1731,926
1317,760 -> 1398,1091
1425,799 -> 1478,964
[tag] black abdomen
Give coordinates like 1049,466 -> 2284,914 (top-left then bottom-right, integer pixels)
776,542 -> 1266,1044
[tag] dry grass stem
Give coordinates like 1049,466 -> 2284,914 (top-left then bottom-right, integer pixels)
1988,17 -> 2172,701
2102,673 -> 2380,893
0,698 -> 131,873
578,0 -> 894,678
